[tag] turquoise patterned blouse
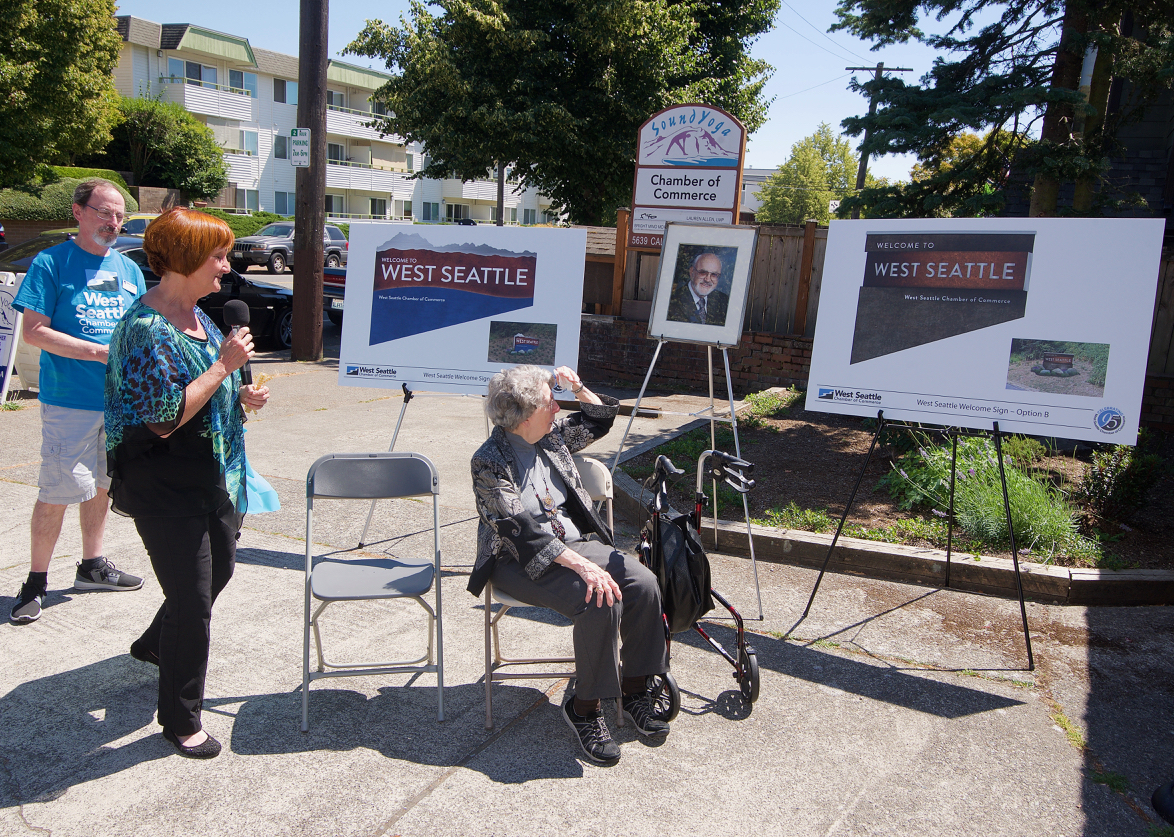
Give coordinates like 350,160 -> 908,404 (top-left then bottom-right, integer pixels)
105,298 -> 247,517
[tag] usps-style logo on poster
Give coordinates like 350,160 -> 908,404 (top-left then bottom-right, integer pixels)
629,104 -> 746,251
338,225 -> 587,394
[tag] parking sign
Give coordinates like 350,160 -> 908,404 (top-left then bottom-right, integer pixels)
290,129 -> 311,167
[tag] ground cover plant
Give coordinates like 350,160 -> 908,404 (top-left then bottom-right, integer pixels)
620,388 -> 1173,571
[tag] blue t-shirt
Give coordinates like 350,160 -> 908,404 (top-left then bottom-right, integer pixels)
12,240 -> 146,412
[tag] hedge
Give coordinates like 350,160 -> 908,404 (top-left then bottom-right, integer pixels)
48,166 -> 130,191
0,176 -> 138,221
198,209 -> 289,238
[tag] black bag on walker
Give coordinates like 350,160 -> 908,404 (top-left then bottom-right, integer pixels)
656,513 -> 715,634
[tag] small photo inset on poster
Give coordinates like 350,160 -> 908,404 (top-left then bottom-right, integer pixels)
1005,339 -> 1109,398
487,321 -> 558,366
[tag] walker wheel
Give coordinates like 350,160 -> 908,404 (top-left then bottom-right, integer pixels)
648,672 -> 680,722
739,649 -> 760,704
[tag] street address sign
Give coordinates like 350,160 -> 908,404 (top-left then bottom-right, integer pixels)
290,128 -> 311,167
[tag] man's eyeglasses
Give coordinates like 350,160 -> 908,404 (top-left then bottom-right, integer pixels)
83,205 -> 126,225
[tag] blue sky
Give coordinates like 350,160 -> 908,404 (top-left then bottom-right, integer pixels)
112,0 -> 952,181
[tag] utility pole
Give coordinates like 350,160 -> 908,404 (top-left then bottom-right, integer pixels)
845,62 -> 912,219
292,0 -> 328,361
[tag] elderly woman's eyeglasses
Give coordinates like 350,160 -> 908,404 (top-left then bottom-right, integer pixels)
84,205 -> 126,224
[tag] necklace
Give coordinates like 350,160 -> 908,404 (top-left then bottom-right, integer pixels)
529,451 -> 566,541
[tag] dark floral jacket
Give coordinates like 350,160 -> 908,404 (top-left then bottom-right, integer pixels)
467,395 -> 619,596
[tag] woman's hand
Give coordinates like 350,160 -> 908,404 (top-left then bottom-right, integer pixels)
555,548 -> 622,607
552,366 -> 602,406
219,326 -> 254,374
239,384 -> 270,411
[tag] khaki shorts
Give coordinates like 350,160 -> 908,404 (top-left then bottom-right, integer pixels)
38,403 -> 109,505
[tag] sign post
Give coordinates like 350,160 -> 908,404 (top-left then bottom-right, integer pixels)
628,104 -> 746,252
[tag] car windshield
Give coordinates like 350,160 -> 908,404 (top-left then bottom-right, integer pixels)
121,219 -> 151,235
1,235 -> 71,266
256,224 -> 293,237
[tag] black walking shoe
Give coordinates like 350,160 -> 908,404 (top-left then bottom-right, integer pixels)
163,728 -> 221,759
74,558 -> 143,592
10,583 -> 44,623
622,692 -> 671,737
562,697 -> 620,765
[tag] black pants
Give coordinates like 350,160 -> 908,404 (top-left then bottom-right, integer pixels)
134,499 -> 241,735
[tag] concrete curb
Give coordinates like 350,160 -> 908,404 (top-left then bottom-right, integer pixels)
611,468 -> 1174,607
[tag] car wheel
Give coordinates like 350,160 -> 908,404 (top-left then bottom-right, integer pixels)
267,252 -> 287,274
327,309 -> 343,327
274,307 -> 293,349
326,253 -> 341,268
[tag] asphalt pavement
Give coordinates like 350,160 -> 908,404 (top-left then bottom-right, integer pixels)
1,322 -> 1172,837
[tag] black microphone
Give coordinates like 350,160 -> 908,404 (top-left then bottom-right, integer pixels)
222,299 -> 253,386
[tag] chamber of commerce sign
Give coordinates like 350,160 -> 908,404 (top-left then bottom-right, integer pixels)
629,104 -> 745,250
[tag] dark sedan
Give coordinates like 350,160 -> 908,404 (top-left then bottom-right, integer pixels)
1,233 -> 294,349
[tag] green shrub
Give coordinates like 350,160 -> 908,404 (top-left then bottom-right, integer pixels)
1001,434 -> 1046,468
0,177 -> 138,221
48,166 -> 129,190
198,209 -> 287,238
1074,444 -> 1163,522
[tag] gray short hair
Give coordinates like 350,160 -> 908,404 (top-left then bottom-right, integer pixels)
485,365 -> 551,430
73,178 -> 121,208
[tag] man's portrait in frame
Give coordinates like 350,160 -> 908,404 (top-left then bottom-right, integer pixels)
665,245 -> 738,327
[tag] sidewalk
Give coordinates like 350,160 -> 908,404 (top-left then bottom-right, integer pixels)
1,341 -> 1171,836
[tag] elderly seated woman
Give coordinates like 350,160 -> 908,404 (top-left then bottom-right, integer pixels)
468,365 -> 670,765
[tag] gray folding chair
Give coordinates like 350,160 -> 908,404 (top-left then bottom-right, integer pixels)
482,456 -> 613,729
302,452 -> 444,731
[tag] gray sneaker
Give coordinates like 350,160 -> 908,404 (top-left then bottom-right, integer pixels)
74,558 -> 143,592
10,584 -> 44,623
562,697 -> 621,765
622,692 -> 671,737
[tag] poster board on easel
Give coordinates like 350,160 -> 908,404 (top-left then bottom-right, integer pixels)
0,272 -> 22,404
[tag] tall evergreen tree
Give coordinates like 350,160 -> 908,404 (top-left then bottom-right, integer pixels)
831,0 -> 1174,218
347,0 -> 777,225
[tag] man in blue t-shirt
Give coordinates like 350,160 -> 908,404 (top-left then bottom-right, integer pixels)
9,179 -> 148,623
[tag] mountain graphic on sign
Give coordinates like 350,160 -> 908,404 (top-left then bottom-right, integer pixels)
375,232 -> 536,259
643,127 -> 738,167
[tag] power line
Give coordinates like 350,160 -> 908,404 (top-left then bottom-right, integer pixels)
776,72 -> 853,101
779,0 -> 872,63
775,18 -> 860,65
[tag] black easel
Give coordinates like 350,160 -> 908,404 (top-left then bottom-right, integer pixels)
799,410 -> 1034,671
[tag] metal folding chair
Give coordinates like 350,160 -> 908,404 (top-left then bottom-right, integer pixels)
482,456 -> 612,729
302,452 -> 444,731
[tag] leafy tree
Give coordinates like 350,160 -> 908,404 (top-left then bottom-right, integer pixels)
87,97 -> 228,201
0,0 -> 123,188
347,0 -> 777,225
755,123 -> 884,224
902,130 -> 1035,217
831,0 -> 1174,218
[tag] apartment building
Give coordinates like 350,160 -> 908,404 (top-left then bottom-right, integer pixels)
113,16 -> 557,225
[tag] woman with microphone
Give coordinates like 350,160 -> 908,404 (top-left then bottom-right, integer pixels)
104,208 -> 269,758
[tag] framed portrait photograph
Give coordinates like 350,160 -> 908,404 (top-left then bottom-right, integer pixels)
648,222 -> 758,347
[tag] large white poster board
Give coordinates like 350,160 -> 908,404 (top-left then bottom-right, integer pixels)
806,218 -> 1166,445
338,224 -> 587,394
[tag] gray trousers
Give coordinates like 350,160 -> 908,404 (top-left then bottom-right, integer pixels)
491,539 -> 669,700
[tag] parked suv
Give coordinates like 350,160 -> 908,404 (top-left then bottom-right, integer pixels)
230,223 -> 348,274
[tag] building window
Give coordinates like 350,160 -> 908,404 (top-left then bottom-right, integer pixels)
421,202 -> 440,222
185,61 -> 217,88
510,207 -> 518,224
394,199 -> 412,219
327,142 -> 345,163
274,191 -> 294,216
235,188 -> 259,212
167,57 -> 184,81
273,78 -> 298,105
446,203 -> 469,221
324,194 -> 345,215
370,198 -> 387,217
523,208 -> 536,225
239,130 -> 258,156
326,90 -> 345,109
274,134 -> 288,159
406,153 -> 413,172
229,70 -> 257,97
370,99 -> 388,116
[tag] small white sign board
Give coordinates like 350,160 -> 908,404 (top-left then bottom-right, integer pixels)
805,218 -> 1165,445
290,128 -> 311,167
338,224 -> 587,394
0,272 -> 22,403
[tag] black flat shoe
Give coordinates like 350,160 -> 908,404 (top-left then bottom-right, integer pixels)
129,639 -> 159,666
162,727 -> 221,759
